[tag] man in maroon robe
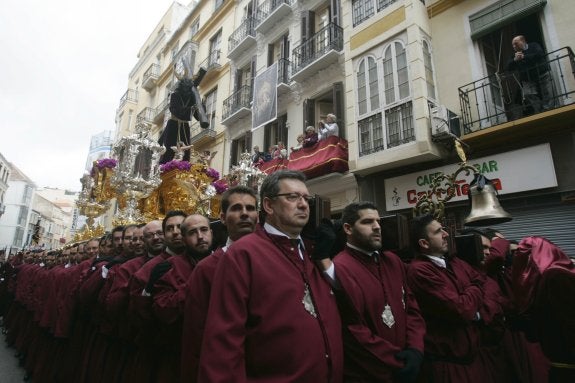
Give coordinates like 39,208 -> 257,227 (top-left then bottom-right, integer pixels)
198,170 -> 343,383
181,185 -> 259,382
407,215 -> 489,382
329,202 -> 425,382
147,213 -> 213,382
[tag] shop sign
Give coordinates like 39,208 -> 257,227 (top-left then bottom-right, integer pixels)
384,143 -> 557,211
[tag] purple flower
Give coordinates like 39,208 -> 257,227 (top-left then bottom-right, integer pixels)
204,167 -> 220,180
160,160 -> 192,173
211,179 -> 228,194
96,158 -> 118,169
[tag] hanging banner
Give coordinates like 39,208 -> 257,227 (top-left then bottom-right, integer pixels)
384,143 -> 557,211
252,62 -> 278,131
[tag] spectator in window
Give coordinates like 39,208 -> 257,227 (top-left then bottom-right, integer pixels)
290,134 -> 306,153
303,126 -> 319,148
251,146 -> 265,165
318,113 -> 339,141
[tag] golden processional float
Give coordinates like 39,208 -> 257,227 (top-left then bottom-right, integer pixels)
73,125 -> 267,241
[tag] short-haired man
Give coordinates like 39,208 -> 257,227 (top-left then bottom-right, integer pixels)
407,215 -> 488,382
148,214 -> 213,382
198,170 -> 343,382
331,202 -> 425,382
180,185 -> 259,382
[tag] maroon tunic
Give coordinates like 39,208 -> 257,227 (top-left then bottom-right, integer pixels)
198,227 -> 343,383
407,256 -> 489,382
333,247 -> 425,382
181,247 -> 225,382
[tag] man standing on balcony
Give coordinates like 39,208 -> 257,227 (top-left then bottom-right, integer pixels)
507,35 -> 554,114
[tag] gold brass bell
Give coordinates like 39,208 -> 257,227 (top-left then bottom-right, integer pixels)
464,174 -> 512,226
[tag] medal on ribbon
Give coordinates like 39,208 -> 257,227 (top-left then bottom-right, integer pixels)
381,304 -> 395,328
302,284 -> 317,318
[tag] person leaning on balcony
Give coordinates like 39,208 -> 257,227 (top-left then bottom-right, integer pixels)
318,113 -> 339,141
303,126 -> 319,148
291,134 -> 306,153
506,35 -> 554,114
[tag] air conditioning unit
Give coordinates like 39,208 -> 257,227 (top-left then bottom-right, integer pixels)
431,105 -> 461,139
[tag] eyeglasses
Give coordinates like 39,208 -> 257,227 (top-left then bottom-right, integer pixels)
271,193 -> 314,203
144,231 -> 164,239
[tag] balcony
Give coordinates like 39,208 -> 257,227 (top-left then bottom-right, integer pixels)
153,97 -> 169,125
222,85 -> 252,125
458,47 -> 575,140
228,16 -> 256,60
142,63 -> 160,91
137,107 -> 155,125
199,50 -> 222,76
255,0 -> 293,35
189,120 -> 216,146
118,89 -> 138,110
291,23 -> 343,82
277,58 -> 292,94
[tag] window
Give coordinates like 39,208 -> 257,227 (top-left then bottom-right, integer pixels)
215,0 -> 225,11
356,56 -> 380,116
352,0 -> 375,27
13,227 -> 24,247
377,0 -> 399,12
171,42 -> 179,62
386,102 -> 414,148
209,30 -> 222,66
204,88 -> 218,129
358,113 -> 384,156
22,185 -> 32,205
383,41 -> 410,105
189,19 -> 199,39
422,40 -> 436,100
17,206 -> 28,226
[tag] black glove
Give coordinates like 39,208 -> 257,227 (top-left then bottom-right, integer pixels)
144,261 -> 172,296
311,219 -> 336,261
395,348 -> 423,383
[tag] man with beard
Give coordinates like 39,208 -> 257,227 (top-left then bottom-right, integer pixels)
125,211 -> 184,382
327,202 -> 425,383
148,213 -> 213,382
198,170 -> 343,383
406,215 -> 488,382
180,185 -> 259,382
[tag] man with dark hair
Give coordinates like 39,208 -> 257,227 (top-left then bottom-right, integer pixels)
148,214 -> 213,382
181,185 -> 259,382
406,214 -> 488,382
111,226 -> 125,256
99,233 -> 113,258
329,201 -> 425,383
198,170 -> 343,382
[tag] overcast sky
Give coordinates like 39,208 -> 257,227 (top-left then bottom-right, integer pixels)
0,0 -> 179,192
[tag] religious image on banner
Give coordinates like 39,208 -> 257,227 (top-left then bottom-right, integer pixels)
252,62 -> 278,131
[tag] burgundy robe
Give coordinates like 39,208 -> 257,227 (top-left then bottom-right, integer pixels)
407,256 -> 489,382
181,247 -> 225,382
333,247 -> 425,382
198,227 -> 343,383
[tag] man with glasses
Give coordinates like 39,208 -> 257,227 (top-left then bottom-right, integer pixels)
198,170 -> 343,383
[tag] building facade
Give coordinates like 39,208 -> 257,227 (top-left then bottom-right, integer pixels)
111,0 -> 574,254
0,152 -> 11,220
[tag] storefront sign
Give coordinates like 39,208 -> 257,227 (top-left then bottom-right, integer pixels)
384,143 -> 557,211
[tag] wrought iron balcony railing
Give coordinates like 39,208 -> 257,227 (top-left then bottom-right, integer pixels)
228,16 -> 256,54
153,97 -> 169,124
119,89 -> 138,109
278,58 -> 291,85
459,46 -> 575,134
142,63 -> 160,90
136,107 -> 155,124
199,50 -> 222,71
291,23 -> 344,74
222,85 -> 253,120
255,0 -> 293,26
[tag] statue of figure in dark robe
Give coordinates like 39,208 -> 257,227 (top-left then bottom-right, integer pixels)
159,64 -> 210,164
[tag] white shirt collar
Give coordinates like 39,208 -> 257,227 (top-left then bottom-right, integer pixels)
263,223 -> 304,244
424,254 -> 447,268
222,237 -> 234,253
346,242 -> 377,257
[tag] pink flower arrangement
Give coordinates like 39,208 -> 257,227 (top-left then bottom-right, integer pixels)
160,160 -> 192,173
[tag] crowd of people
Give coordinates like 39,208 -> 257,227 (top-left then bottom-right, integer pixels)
0,169 -> 573,383
251,113 -> 340,166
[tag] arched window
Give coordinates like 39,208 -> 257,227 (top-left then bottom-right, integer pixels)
356,56 -> 380,116
383,41 -> 410,106
422,39 -> 436,100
